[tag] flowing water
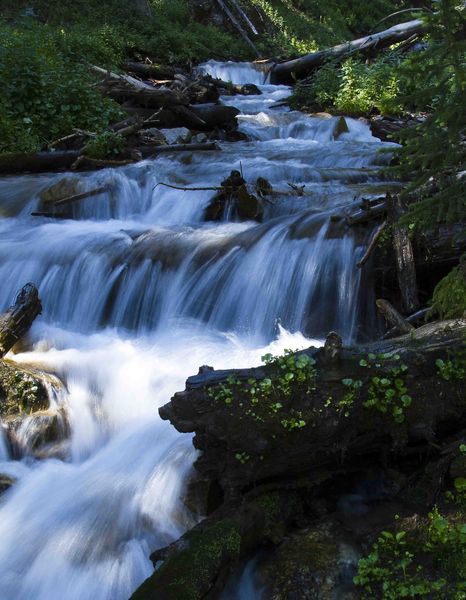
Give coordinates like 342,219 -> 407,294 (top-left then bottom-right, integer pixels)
0,61 -> 396,599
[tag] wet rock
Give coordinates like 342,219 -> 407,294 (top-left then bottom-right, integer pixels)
259,520 -> 360,600
333,116 -> 349,139
138,128 -> 168,146
190,132 -> 208,144
40,176 -> 82,205
0,360 -> 69,458
0,474 -> 15,496
160,127 -> 191,144
0,360 -> 49,418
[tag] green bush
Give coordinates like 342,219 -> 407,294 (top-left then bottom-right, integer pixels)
354,508 -> 466,599
290,53 -> 403,115
0,22 -> 123,154
83,131 -> 126,159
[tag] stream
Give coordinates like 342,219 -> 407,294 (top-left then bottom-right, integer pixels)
0,61 -> 396,599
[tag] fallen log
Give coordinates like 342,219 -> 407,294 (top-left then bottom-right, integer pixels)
346,202 -> 387,225
376,298 -> 415,334
381,307 -> 430,340
271,18 -> 426,84
159,320 -> 466,495
0,284 -> 42,357
0,151 -> 80,175
47,186 -> 109,208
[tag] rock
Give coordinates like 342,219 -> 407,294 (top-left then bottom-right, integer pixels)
0,360 -> 49,418
160,127 -> 191,144
259,520 -> 360,600
235,83 -> 261,96
0,474 -> 15,496
138,128 -> 167,146
333,116 -> 349,139
39,176 -> 82,205
0,360 -> 69,458
190,133 -> 208,144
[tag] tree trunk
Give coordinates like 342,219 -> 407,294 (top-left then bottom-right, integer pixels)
0,284 -> 42,357
271,18 -> 426,84
387,193 -> 420,313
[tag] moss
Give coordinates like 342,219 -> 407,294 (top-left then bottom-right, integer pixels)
430,263 -> 466,320
133,519 -> 242,600
0,360 -> 49,417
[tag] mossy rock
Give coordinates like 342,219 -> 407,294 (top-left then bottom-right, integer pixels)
39,176 -> 82,205
259,521 -> 360,600
0,360 -> 50,417
0,474 -> 15,496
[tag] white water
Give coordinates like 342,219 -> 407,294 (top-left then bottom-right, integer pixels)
0,62 -> 395,599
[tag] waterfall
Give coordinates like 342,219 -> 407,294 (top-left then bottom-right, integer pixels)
0,62 -> 395,599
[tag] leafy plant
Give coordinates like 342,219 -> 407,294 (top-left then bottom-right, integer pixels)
83,131 -> 125,159
354,509 -> 466,599
207,349 -> 317,432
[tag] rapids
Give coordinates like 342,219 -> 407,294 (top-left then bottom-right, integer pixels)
0,61 -> 396,599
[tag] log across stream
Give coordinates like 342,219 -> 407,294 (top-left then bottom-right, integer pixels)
0,61 -> 462,600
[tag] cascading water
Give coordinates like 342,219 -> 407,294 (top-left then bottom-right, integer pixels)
0,61 -> 396,599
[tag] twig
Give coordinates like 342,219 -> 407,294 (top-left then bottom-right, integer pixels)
154,183 -> 223,192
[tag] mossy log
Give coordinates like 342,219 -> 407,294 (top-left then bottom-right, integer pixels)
0,284 -> 42,357
130,490 -> 304,600
160,320 -> 466,496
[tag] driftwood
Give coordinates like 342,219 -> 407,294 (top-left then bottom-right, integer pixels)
376,298 -> 415,334
381,307 -> 430,340
346,202 -> 387,225
387,193 -> 419,313
47,186 -> 109,207
92,65 -> 189,107
271,18 -> 426,84
0,284 -> 42,357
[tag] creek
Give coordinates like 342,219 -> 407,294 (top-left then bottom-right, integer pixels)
0,61 -> 396,599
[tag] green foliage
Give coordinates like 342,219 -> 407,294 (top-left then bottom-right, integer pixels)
0,21 -> 123,154
249,0 -> 406,55
396,1 -> 466,229
207,349 -> 317,432
429,263 -> 466,320
354,509 -> 466,599
83,131 -> 125,159
292,53 -> 404,116
435,357 -> 465,382
361,353 -> 412,423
